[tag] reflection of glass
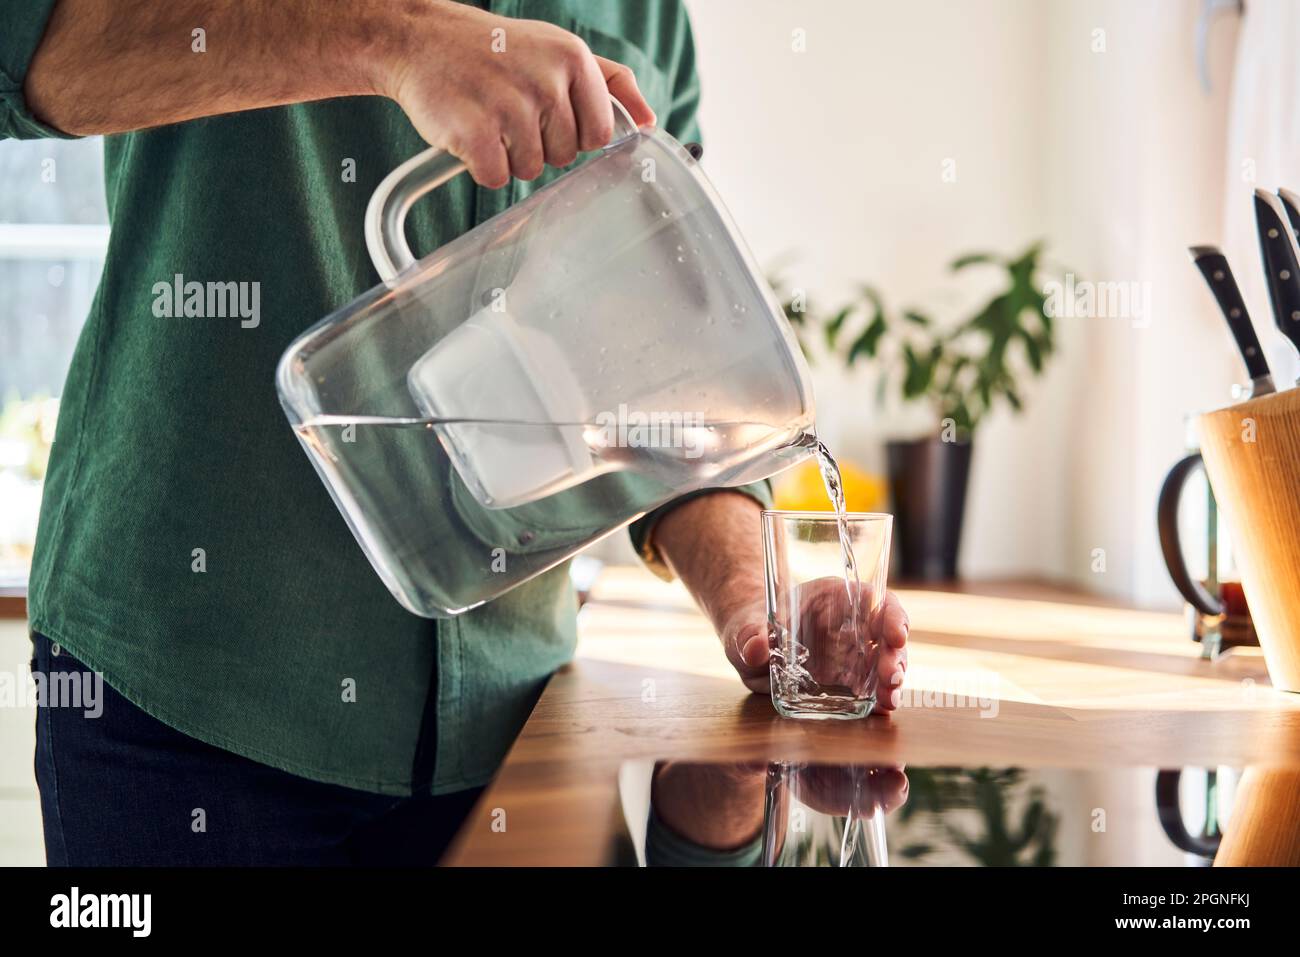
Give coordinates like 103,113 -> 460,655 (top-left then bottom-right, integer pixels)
762,511 -> 892,718
761,763 -> 897,867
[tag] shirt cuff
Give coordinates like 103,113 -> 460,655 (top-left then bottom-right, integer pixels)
644,807 -> 762,867
1,0 -> 77,140
628,480 -> 774,582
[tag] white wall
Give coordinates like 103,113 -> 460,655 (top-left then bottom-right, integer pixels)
1220,0 -> 1300,390
1040,0 -> 1238,604
686,0 -> 1240,606
687,0 -> 1058,581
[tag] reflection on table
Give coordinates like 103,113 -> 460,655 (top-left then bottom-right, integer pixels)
617,761 -> 1300,867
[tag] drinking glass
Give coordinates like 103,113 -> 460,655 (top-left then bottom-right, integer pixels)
761,762 -> 892,867
762,510 -> 893,719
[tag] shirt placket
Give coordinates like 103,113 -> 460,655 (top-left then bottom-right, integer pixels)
431,0 -> 521,795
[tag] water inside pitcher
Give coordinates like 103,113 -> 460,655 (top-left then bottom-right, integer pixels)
278,100 -> 815,617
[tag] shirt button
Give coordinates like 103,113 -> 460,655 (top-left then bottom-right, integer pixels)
518,531 -> 535,545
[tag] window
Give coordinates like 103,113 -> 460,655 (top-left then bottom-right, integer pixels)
0,137 -> 108,591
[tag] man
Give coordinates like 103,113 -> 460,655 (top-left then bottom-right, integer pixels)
3,0 -> 909,864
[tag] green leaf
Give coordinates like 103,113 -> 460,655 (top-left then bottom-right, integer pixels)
902,343 -> 935,398
951,252 -> 999,271
778,241 -> 1066,437
946,399 -> 974,434
1016,800 -> 1045,845
847,311 -> 887,365
795,331 -> 815,364
1010,239 -> 1047,272
860,285 -> 886,311
1022,332 -> 1042,372
824,304 -> 853,349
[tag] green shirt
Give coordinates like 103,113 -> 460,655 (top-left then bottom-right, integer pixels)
4,0 -> 769,795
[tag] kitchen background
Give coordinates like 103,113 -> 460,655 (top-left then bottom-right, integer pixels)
0,0 -> 1294,861
683,0 -> 1260,604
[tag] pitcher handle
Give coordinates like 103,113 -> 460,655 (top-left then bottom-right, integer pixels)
365,96 -> 641,282
1156,452 -> 1225,616
1155,769 -> 1222,858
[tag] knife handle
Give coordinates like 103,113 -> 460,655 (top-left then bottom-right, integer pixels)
1273,188 -> 1300,356
1189,246 -> 1272,383
1278,187 -> 1300,238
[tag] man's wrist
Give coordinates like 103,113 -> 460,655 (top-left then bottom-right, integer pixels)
343,1 -> 421,98
653,490 -> 767,632
709,579 -> 767,635
358,0 -> 479,101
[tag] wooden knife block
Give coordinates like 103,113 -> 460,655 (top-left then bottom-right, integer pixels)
1199,388 -> 1300,692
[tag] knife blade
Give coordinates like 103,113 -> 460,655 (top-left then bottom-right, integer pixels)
1188,244 -> 1275,396
1271,187 -> 1300,362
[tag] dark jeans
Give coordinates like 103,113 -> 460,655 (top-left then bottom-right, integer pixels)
31,634 -> 482,866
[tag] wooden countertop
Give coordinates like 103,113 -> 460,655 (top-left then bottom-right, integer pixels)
443,568 -> 1300,866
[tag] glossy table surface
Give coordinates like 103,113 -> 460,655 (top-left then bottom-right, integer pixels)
614,761 -> 1264,867
443,568 -> 1300,866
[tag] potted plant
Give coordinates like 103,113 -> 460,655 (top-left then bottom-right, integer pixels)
777,242 -> 1061,580
896,766 -> 1059,866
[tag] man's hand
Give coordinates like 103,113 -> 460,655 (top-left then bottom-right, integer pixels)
789,764 -> 910,818
720,578 -> 910,705
380,2 -> 657,187
648,761 -> 909,853
27,0 -> 656,188
653,492 -> 910,710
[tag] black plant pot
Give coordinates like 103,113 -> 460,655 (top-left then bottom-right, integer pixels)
886,435 -> 973,582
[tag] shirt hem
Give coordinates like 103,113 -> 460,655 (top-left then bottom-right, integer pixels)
28,615 -> 491,798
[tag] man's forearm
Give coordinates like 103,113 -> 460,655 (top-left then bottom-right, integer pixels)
23,0 -> 656,189
653,492 -> 767,633
25,0 -> 403,135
